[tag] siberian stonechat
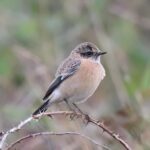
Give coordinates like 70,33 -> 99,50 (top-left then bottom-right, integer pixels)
33,42 -> 106,115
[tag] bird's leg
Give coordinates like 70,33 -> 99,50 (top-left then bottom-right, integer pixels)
64,99 -> 75,112
72,103 -> 84,115
64,99 -> 78,119
73,103 -> 90,124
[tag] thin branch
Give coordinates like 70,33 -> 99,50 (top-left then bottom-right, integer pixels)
87,117 -> 131,150
0,117 -> 32,150
0,111 -> 131,150
7,131 -> 110,150
35,112 -> 132,150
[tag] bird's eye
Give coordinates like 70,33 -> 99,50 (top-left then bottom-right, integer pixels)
80,51 -> 93,57
85,51 -> 93,56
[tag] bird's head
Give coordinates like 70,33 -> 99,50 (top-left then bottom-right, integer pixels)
73,42 -> 107,62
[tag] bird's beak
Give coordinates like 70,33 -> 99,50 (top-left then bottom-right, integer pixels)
96,51 -> 107,56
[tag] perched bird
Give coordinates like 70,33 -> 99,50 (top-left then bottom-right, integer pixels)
33,42 -> 106,115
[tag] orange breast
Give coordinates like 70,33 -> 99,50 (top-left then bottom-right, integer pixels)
59,59 -> 105,102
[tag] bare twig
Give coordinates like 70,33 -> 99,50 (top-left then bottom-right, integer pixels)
35,112 -> 132,150
0,111 -> 131,150
87,118 -> 132,150
7,131 -> 110,150
0,117 -> 32,150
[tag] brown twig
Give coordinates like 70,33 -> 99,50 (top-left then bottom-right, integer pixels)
7,131 -> 110,150
35,112 -> 132,150
87,117 -> 132,150
0,117 -> 32,150
0,111 -> 131,150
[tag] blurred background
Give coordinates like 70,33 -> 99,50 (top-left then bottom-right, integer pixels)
0,0 -> 150,149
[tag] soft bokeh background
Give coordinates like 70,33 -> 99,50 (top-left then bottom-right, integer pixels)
0,0 -> 150,149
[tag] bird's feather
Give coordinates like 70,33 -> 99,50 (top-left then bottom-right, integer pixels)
32,99 -> 50,115
43,57 -> 81,101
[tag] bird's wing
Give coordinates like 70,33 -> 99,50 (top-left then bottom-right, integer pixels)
43,57 -> 81,101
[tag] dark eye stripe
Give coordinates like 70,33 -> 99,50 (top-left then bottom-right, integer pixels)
81,51 -> 94,57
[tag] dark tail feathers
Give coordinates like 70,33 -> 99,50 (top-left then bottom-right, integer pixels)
32,99 -> 50,116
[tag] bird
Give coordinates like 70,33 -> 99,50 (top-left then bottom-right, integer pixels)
32,42 -> 106,116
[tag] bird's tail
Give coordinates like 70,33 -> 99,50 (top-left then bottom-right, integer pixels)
32,99 -> 50,116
